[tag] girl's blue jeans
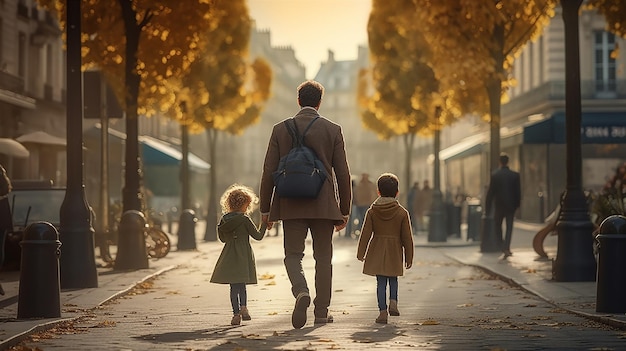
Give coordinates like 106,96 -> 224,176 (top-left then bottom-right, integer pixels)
376,275 -> 398,311
230,283 -> 247,315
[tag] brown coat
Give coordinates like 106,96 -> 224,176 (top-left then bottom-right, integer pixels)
259,107 -> 351,223
357,197 -> 414,277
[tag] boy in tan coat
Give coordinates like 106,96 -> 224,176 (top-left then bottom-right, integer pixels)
357,173 -> 414,324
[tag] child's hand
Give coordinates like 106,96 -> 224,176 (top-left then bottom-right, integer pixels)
405,262 -> 412,269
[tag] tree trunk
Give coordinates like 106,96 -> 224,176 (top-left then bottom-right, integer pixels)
204,129 -> 218,241
487,23 -> 505,174
120,0 -> 143,213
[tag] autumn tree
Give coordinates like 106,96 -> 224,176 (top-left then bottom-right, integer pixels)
414,0 -> 556,172
362,0 -> 466,192
38,0 -> 215,212
169,0 -> 272,241
587,0 -> 626,38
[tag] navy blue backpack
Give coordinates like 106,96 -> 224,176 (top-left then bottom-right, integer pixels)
272,117 -> 328,198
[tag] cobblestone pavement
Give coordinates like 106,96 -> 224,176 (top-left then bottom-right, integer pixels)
5,234 -> 626,351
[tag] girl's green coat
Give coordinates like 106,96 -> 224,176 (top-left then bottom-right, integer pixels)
210,212 -> 267,284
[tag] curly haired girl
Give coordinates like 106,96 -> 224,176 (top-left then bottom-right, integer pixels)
210,184 -> 267,325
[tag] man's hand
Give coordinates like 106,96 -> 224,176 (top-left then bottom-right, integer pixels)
334,216 -> 348,232
405,262 -> 412,269
262,214 -> 273,230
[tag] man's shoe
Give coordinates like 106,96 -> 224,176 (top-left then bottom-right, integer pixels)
292,292 -> 310,329
503,250 -> 512,259
314,314 -> 334,324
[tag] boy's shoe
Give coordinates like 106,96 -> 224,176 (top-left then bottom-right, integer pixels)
314,314 -> 334,324
292,292 -> 310,329
240,306 -> 251,321
231,314 -> 241,326
375,310 -> 388,324
388,299 -> 400,316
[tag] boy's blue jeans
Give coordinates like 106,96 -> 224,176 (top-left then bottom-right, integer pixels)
376,275 -> 398,311
230,283 -> 247,315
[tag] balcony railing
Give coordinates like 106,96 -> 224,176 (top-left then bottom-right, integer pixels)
0,71 -> 25,93
503,80 -> 626,116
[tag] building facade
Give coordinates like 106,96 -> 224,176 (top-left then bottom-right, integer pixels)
433,6 -> 626,222
0,0 -> 66,184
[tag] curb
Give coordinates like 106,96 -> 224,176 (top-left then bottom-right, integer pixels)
446,253 -> 626,332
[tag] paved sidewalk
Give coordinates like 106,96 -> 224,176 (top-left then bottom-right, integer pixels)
1,220 -> 625,350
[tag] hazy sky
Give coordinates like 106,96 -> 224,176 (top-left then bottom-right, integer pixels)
247,0 -> 372,79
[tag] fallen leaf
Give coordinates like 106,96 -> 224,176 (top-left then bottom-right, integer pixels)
265,281 -> 276,286
419,319 -> 440,325
259,273 -> 275,280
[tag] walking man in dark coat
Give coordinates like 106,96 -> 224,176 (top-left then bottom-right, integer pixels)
485,153 -> 521,258
259,80 -> 352,329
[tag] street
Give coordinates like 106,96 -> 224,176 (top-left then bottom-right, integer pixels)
6,231 -> 626,351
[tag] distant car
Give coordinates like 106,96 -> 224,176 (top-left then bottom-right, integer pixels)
2,180 -> 65,271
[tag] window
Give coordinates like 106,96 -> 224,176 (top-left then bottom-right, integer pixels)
594,31 -> 616,95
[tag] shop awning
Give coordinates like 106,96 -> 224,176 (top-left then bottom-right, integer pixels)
17,131 -> 66,146
440,132 -> 488,161
0,89 -> 36,109
524,112 -> 626,144
0,138 -> 29,158
140,136 -> 210,172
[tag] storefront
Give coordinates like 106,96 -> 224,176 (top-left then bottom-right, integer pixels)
441,112 -> 626,223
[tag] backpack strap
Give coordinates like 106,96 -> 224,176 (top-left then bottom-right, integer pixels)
285,117 -> 319,147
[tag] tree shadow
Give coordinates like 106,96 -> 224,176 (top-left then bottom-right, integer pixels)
134,323 -> 329,350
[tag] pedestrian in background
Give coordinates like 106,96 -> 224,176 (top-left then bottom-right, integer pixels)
210,184 -> 267,326
485,153 -> 521,259
344,179 -> 358,238
354,173 -> 378,231
413,180 -> 433,232
259,80 -> 352,329
357,173 -> 414,324
407,181 -> 419,233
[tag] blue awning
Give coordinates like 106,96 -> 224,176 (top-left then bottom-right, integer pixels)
140,136 -> 210,172
524,112 -> 626,144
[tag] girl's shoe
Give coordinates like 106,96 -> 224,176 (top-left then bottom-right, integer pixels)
240,306 -> 251,321
231,314 -> 241,325
389,299 -> 400,316
375,310 -> 388,324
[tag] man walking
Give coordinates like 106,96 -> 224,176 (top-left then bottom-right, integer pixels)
354,173 -> 378,232
259,80 -> 352,329
485,153 -> 521,258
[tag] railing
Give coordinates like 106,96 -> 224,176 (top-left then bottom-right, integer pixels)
0,71 -> 25,93
504,80 -> 626,116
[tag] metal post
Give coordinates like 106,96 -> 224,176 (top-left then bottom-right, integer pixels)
181,121 -> 190,211
59,0 -> 98,289
552,0 -> 597,281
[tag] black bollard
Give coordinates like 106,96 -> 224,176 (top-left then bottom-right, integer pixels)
177,209 -> 198,250
595,215 -> 626,313
480,209 -> 501,253
17,222 -> 62,319
114,210 -> 148,270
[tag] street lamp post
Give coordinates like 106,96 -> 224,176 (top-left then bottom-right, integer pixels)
428,106 -> 446,242
59,0 -> 98,289
552,0 -> 597,282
